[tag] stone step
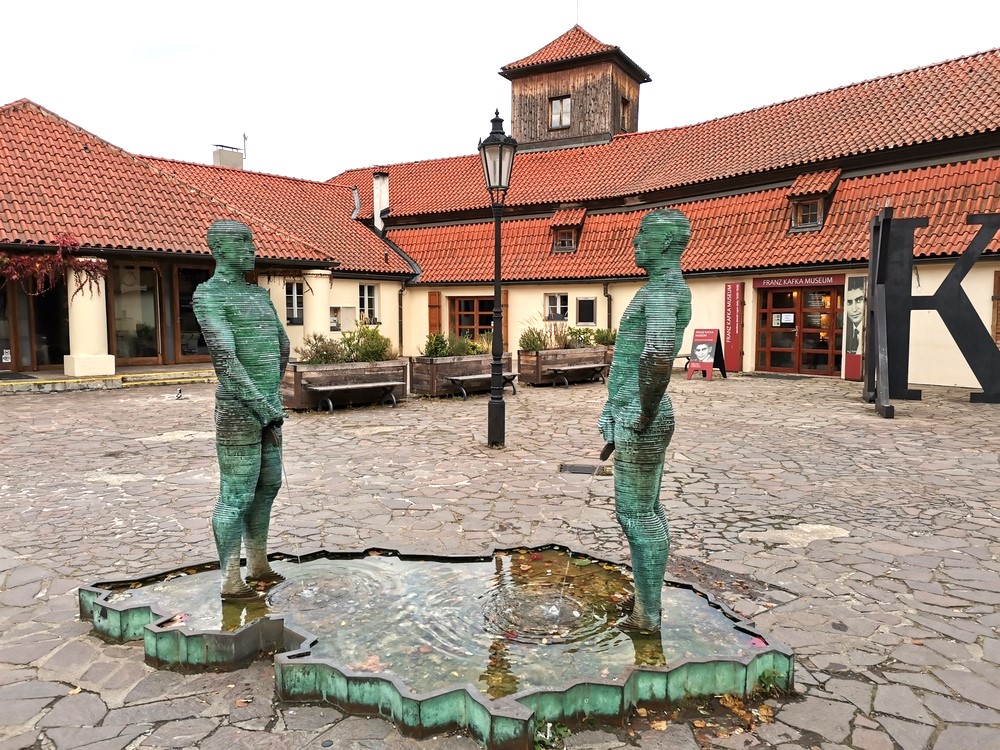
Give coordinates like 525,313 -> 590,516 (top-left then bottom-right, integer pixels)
120,371 -> 216,388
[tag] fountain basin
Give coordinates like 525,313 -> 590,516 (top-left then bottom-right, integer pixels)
79,547 -> 793,749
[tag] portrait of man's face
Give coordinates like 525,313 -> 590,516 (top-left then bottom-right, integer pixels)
846,286 -> 865,326
694,342 -> 713,361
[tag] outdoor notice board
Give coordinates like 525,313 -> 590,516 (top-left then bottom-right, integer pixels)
686,328 -> 727,380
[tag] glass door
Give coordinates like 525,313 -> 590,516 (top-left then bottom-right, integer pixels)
0,285 -> 12,371
756,287 -> 842,375
175,267 -> 212,362
112,265 -> 161,364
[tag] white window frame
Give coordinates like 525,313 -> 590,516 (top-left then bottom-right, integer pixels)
550,96 -> 571,129
285,281 -> 304,325
359,284 -> 378,323
576,297 -> 597,326
553,228 -> 577,253
546,293 -> 569,321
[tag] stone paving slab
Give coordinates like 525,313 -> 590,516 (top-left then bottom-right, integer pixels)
0,375 -> 999,747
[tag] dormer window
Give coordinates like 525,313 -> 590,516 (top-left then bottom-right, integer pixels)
550,96 -> 571,129
792,199 -> 822,229
550,207 -> 586,254
787,169 -> 841,232
553,228 -> 577,252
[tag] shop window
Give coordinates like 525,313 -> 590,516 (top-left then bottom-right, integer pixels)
546,293 -> 569,321
285,282 -> 303,325
577,298 -> 597,325
550,96 -> 571,129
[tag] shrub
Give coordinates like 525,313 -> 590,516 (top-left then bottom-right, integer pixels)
296,322 -> 395,364
448,334 -> 475,356
566,327 -> 595,348
421,332 -> 450,357
593,328 -> 617,346
518,326 -> 548,352
341,321 -> 394,362
295,332 -> 346,364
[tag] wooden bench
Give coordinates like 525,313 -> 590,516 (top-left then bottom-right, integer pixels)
545,364 -> 608,387
306,380 -> 406,411
441,372 -> 518,400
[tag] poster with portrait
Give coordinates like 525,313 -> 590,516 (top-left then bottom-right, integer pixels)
686,328 -> 726,380
844,277 -> 866,380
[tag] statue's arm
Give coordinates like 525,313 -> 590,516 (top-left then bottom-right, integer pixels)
636,285 -> 681,428
193,287 -> 275,427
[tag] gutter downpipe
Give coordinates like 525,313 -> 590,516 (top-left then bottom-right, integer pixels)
603,282 -> 613,329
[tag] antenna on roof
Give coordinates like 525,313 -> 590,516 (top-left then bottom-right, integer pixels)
243,133 -> 248,161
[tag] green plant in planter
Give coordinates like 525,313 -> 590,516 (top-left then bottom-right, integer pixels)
566,327 -> 595,348
593,328 -> 617,346
341,321 -> 395,362
295,322 -> 395,364
295,332 -> 346,364
421,332 -> 450,357
518,326 -> 548,352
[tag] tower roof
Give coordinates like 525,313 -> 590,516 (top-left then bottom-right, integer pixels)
500,25 -> 651,83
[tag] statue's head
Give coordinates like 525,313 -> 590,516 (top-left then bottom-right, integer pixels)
633,209 -> 690,271
206,220 -> 255,273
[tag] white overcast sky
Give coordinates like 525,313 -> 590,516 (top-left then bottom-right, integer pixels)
4,1 -> 998,182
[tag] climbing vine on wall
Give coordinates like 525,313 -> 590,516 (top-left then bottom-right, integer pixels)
0,233 -> 108,297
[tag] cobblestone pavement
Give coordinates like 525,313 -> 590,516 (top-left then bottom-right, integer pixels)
1,374 -> 998,750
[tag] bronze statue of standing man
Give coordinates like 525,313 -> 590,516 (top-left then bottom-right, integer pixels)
194,220 -> 290,601
599,209 -> 692,632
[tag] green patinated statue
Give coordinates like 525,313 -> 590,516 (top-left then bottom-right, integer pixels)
193,220 -> 290,601
599,209 -> 692,632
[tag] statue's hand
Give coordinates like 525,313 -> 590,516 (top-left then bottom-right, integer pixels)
598,404 -> 615,442
621,404 -> 655,434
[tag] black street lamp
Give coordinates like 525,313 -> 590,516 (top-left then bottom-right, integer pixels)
478,110 -> 517,448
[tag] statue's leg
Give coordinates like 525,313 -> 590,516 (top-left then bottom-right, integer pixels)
614,420 -> 672,632
214,441 -> 262,599
245,428 -> 283,582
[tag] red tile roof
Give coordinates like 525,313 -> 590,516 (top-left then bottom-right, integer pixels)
390,156 -> 1000,283
788,169 -> 842,198
551,208 -> 587,227
143,158 -> 413,275
335,48 -> 1000,219
0,100 -> 330,263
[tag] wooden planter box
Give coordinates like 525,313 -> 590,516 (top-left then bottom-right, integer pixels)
282,358 -> 408,410
517,347 -> 610,386
409,353 -> 512,397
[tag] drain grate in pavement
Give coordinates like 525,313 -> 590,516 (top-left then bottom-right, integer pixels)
559,463 -> 612,476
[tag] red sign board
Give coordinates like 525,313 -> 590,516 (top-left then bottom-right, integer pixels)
752,274 -> 845,289
687,328 -> 726,381
723,282 -> 743,372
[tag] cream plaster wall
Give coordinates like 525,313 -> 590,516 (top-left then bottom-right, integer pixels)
263,275 -> 404,359
401,282 -> 636,361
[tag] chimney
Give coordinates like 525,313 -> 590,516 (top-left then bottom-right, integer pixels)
212,145 -> 244,170
373,170 -> 390,233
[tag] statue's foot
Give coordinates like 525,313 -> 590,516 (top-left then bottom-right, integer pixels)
220,582 -> 265,602
620,612 -> 661,634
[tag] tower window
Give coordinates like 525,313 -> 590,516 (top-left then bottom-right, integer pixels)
550,96 -> 571,129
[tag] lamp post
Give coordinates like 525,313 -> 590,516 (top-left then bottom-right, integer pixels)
478,110 -> 517,448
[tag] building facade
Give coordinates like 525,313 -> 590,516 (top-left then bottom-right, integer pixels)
2,26 -> 999,391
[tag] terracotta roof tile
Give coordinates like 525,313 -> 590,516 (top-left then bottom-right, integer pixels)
0,99 -> 328,263
502,25 -> 617,71
788,169 -> 842,198
392,156 -> 1000,283
335,48 -> 1000,218
143,158 -> 412,275
551,208 -> 586,227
